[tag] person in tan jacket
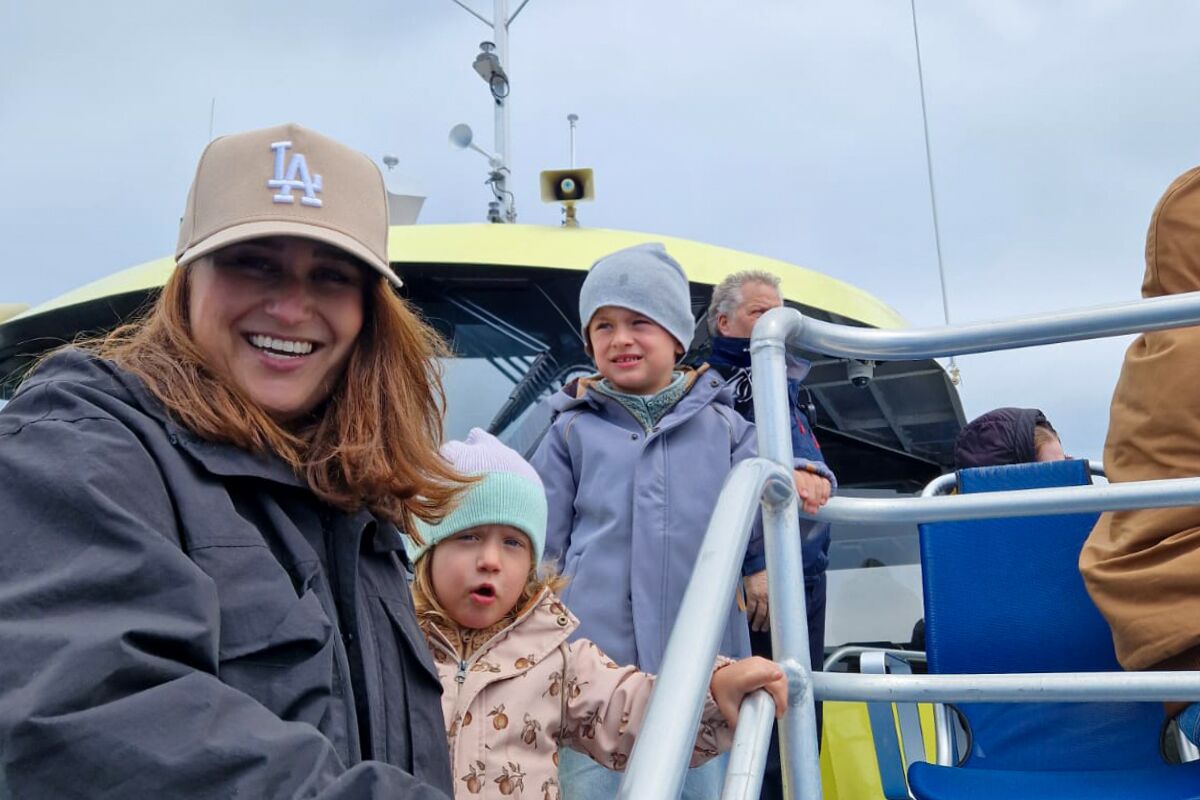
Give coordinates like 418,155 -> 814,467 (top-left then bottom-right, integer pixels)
406,428 -> 789,799
1079,165 -> 1200,744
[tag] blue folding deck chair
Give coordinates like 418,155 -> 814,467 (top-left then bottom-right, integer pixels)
889,459 -> 1200,799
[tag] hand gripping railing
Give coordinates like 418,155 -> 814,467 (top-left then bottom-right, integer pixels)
621,296 -> 1200,800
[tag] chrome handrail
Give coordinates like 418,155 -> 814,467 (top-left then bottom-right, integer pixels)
751,315 -> 824,800
625,300 -> 1200,799
812,669 -> 1200,704
616,458 -> 796,800
921,460 -> 1106,497
720,691 -> 776,800
762,291 -> 1200,360
824,646 -> 926,672
807,476 -> 1200,524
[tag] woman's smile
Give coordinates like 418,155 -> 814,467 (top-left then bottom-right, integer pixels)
188,237 -> 366,422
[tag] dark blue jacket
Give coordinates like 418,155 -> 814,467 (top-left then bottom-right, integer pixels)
707,336 -> 834,577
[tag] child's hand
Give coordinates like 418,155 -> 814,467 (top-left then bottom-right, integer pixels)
710,656 -> 788,727
793,471 -> 832,515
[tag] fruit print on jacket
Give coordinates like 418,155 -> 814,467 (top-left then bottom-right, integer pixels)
422,591 -> 734,799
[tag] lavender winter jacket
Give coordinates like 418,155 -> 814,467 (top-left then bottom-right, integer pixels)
531,366 -> 835,674
423,591 -> 733,800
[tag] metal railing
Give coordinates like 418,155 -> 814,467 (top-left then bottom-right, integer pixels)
919,460 -> 1106,497
776,290 -> 1200,360
620,295 -> 1200,800
616,457 -> 798,800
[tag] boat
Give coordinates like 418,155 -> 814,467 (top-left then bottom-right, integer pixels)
0,216 -> 965,798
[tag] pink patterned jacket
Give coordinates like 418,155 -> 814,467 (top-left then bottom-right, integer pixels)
422,590 -> 734,800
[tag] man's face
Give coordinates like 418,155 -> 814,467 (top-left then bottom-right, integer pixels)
717,281 -> 782,339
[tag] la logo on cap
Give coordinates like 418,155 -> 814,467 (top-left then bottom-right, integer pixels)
267,140 -> 323,207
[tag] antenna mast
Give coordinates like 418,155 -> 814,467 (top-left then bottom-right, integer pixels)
448,0 -> 534,223
567,113 -> 578,167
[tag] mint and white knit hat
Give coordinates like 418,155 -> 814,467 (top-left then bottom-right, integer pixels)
405,428 -> 548,564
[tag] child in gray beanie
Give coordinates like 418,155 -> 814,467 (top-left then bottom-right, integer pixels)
531,243 -> 834,800
577,242 -> 696,354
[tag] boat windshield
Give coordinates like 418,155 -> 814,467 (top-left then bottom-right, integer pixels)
440,354 -> 574,454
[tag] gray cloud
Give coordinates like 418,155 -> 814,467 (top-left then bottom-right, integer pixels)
3,0 -> 1199,457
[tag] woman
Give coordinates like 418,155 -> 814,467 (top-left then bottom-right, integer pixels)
0,124 -> 461,797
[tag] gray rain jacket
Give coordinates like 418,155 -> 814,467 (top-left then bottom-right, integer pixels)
531,368 -> 767,675
0,350 -> 452,799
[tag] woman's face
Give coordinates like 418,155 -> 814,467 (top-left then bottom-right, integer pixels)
188,236 -> 367,422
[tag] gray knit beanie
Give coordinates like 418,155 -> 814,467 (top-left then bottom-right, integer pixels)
579,242 -> 695,352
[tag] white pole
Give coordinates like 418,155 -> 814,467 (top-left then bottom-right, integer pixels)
493,0 -> 515,222
568,113 -> 578,168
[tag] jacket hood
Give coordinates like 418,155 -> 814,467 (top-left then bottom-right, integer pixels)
953,407 -> 1055,469
1144,166 -> 1200,298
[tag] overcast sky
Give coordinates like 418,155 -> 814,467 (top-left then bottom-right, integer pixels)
4,1 -> 1200,460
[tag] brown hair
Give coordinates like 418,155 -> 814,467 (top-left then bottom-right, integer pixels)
411,549 -> 569,633
1033,423 -> 1060,451
88,263 -> 466,534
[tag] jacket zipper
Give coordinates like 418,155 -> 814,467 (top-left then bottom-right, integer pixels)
425,588 -> 557,696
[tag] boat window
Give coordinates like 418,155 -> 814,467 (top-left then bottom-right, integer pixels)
827,489 -> 920,570
441,355 -> 543,440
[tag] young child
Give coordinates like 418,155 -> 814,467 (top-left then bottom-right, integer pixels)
530,243 -> 835,799
407,428 -> 788,800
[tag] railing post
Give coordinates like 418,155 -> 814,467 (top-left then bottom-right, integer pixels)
750,307 -> 823,800
617,459 -> 794,799
721,691 -> 777,800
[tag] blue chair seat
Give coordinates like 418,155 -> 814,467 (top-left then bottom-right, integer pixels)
909,759 -> 1200,800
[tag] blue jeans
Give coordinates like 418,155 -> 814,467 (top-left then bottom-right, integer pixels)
559,746 -> 729,800
1179,702 -> 1200,747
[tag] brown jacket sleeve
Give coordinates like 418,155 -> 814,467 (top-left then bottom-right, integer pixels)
558,639 -> 733,770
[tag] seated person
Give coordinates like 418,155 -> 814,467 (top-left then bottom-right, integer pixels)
953,407 -> 1065,469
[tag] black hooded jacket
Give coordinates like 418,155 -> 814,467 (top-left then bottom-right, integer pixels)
0,350 -> 452,799
952,406 -> 1057,469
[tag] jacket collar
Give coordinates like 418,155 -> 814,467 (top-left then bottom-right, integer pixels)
32,350 -> 404,552
424,589 -> 578,674
91,353 -> 313,490
548,363 -> 732,422
707,336 -> 813,382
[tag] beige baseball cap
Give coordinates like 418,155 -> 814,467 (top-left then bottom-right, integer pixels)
175,122 -> 402,287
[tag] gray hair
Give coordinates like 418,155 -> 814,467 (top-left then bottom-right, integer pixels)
705,270 -> 782,335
